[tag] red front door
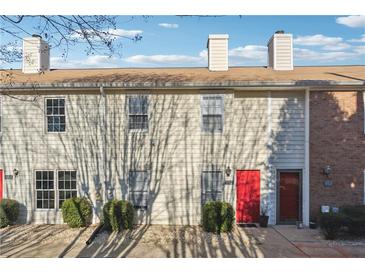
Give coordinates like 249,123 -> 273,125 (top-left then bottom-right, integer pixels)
279,171 -> 301,223
0,169 -> 3,200
236,170 -> 260,223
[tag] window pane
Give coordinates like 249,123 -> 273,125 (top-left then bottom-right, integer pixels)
46,98 -> 66,133
129,115 -> 148,130
130,192 -> 148,208
202,171 -> 223,203
129,171 -> 149,191
35,171 -> 55,209
203,115 -> 222,132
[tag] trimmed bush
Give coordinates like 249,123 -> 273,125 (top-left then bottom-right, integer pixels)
61,197 -> 92,228
118,200 -> 135,229
202,202 -> 218,233
319,212 -> 346,240
0,198 -> 19,225
220,202 -> 234,233
340,205 -> 365,236
103,199 -> 135,232
202,201 -> 234,234
0,206 -> 10,228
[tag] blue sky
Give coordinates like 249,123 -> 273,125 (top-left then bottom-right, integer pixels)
2,15 -> 365,68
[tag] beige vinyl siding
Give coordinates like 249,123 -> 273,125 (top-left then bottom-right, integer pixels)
0,89 -> 305,225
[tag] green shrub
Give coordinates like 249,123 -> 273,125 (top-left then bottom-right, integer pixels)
340,205 -> 365,236
220,202 -> 234,233
102,201 -> 113,231
202,201 -> 234,234
118,200 -> 135,229
0,206 -> 10,228
0,198 -> 19,225
61,197 -> 92,228
319,212 -> 346,240
103,199 -> 135,232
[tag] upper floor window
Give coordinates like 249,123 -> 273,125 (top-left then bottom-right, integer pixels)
46,98 -> 66,132
201,170 -> 223,205
201,95 -> 224,133
129,170 -> 149,209
128,95 -> 148,130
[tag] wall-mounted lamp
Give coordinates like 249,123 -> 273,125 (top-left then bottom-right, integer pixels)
13,169 -> 19,177
225,166 -> 232,177
322,165 -> 332,177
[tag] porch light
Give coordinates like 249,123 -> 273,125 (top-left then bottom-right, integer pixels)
322,165 -> 332,177
13,169 -> 19,176
225,166 -> 232,177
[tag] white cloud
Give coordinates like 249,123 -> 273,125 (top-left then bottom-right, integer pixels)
124,51 -> 206,65
294,34 -> 352,51
348,34 -> 365,43
228,45 -> 267,65
294,48 -> 362,62
322,43 -> 351,51
158,23 -> 179,29
107,28 -> 143,38
336,15 -> 365,28
51,55 -> 118,68
294,34 -> 343,46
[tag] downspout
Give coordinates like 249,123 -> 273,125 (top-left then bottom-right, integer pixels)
303,88 -> 310,226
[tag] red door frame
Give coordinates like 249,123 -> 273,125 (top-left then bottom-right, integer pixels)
276,170 -> 302,224
0,169 -> 3,200
236,170 -> 261,223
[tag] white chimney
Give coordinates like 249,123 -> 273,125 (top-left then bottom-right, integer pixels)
22,35 -> 50,74
267,31 -> 293,71
207,34 -> 229,71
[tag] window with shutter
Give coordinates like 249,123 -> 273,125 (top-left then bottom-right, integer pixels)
201,95 -> 224,133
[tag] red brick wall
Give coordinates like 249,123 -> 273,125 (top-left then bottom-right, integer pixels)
310,91 -> 365,219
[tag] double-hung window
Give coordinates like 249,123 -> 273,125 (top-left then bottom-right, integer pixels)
129,170 -> 149,208
36,171 -> 55,209
46,98 -> 66,132
201,171 -> 223,204
201,95 -> 224,133
35,170 -> 77,209
128,95 -> 148,130
58,171 -> 77,208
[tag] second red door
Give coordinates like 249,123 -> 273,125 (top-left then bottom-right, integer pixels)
236,170 -> 260,223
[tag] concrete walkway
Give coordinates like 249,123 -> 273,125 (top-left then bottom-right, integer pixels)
1,224 -> 365,258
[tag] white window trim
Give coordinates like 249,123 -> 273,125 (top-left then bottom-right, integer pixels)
200,94 -> 225,134
201,170 -> 224,204
127,94 -> 149,133
34,169 -> 78,211
128,170 -> 150,209
44,97 -> 67,134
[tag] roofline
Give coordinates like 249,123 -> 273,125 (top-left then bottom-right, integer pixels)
1,80 -> 364,91
3,65 -> 364,71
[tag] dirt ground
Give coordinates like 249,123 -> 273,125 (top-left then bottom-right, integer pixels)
1,224 -> 365,258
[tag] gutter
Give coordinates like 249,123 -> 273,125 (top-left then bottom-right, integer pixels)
0,80 -> 364,91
